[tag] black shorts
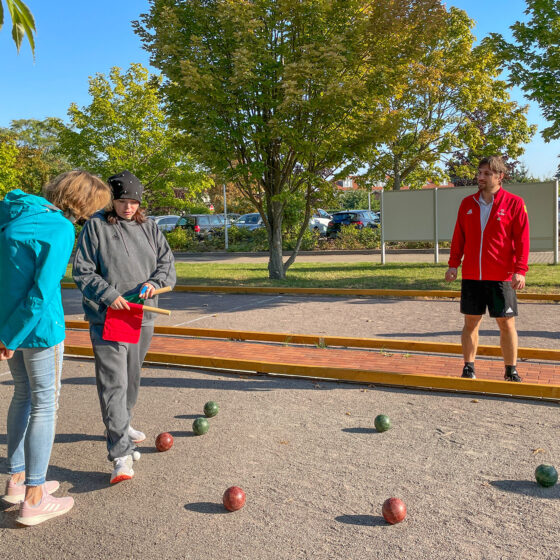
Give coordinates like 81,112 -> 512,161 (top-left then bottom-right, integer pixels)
460,280 -> 518,318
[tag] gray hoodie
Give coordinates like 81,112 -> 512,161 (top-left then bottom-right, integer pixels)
72,211 -> 176,325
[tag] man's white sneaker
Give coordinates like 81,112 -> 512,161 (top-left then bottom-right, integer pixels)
110,455 -> 134,484
128,426 -> 146,443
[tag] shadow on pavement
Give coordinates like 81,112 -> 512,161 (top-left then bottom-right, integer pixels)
184,502 -> 229,514
54,433 -> 105,444
335,514 -> 386,527
46,464 -> 108,494
490,479 -> 560,499
341,427 -> 378,434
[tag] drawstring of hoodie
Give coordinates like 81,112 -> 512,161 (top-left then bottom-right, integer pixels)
114,219 -> 157,257
115,220 -> 130,257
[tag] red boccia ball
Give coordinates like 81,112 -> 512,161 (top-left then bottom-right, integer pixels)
155,432 -> 174,452
223,486 -> 246,511
382,497 -> 407,524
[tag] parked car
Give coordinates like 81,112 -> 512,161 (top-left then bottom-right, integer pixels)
175,214 -> 224,239
233,213 -> 265,230
326,210 -> 379,238
309,209 -> 332,235
150,215 -> 181,232
214,212 -> 241,225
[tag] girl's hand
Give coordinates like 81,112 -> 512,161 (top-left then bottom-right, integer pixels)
109,296 -> 131,310
0,342 -> 14,361
139,283 -> 155,299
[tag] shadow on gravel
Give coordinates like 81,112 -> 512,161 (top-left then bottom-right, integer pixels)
335,514 -> 386,527
490,479 -> 560,499
46,464 -> 108,494
342,427 -> 378,434
54,433 -> 105,444
62,375 -> 306,392
381,329 -> 560,341
175,414 -> 200,420
184,502 -> 229,514
0,506 -> 22,529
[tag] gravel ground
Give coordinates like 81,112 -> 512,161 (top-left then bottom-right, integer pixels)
1,360 -> 560,559
1,288 -> 559,559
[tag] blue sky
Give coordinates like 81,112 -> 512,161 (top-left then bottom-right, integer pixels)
0,0 -> 557,179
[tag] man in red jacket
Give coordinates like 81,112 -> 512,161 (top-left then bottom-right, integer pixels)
445,156 -> 529,381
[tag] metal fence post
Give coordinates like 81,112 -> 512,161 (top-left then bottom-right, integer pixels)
380,188 -> 385,264
434,188 -> 439,264
223,183 -> 229,250
554,180 -> 558,265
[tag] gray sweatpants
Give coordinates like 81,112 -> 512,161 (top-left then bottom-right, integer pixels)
89,323 -> 154,461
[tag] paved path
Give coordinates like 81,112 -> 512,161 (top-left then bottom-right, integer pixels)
65,330 -> 560,389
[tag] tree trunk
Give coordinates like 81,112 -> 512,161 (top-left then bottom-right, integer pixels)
267,200 -> 285,279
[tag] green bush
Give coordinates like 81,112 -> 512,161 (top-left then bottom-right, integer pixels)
332,225 -> 362,249
164,227 -> 198,251
356,226 -> 380,249
283,227 -> 318,251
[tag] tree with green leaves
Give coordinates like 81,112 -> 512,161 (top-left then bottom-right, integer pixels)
0,118 -> 70,194
57,63 -> 210,213
0,133 -> 22,197
486,0 -> 560,142
136,0 -> 448,279
354,7 -> 535,191
1,0 -> 35,55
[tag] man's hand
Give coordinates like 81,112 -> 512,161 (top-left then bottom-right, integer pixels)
445,267 -> 458,282
109,296 -> 131,310
511,273 -> 526,290
0,342 -> 14,361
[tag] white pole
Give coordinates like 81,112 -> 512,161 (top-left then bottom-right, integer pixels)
380,188 -> 385,265
223,183 -> 229,250
554,180 -> 558,265
434,188 -> 439,264
368,190 -> 371,211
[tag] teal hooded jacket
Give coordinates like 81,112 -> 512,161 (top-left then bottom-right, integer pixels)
0,189 -> 74,350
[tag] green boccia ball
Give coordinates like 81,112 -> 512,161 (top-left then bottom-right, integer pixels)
193,417 -> 210,436
374,414 -> 392,433
204,401 -> 219,418
535,464 -> 558,487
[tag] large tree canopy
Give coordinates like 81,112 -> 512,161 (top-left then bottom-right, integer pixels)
57,63 -> 210,213
136,0 -> 448,278
487,0 -> 560,142
354,7 -> 535,190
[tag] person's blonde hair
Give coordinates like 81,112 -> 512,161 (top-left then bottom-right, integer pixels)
43,170 -> 112,221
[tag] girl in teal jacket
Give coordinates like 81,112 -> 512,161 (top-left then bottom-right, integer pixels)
0,171 -> 111,526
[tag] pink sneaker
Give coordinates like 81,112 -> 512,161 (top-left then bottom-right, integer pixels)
2,479 -> 60,505
16,484 -> 74,526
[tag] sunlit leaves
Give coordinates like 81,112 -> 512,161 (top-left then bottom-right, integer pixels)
1,0 -> 36,56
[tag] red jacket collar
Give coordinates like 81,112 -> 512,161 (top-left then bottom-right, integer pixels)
474,187 -> 505,204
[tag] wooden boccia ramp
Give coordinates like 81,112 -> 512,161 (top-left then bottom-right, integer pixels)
64,321 -> 560,401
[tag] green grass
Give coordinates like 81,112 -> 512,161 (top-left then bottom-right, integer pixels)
65,262 -> 560,293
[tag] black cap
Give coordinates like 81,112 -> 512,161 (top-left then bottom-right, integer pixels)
107,170 -> 143,203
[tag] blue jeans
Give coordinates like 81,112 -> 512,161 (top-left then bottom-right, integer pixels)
6,343 -> 63,486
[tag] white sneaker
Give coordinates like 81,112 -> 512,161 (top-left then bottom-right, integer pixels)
128,426 -> 146,444
104,426 -> 146,444
110,456 -> 134,484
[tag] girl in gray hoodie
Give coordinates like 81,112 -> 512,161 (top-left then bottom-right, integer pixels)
73,171 -> 176,484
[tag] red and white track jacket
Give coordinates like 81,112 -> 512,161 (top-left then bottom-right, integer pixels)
448,188 -> 530,281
